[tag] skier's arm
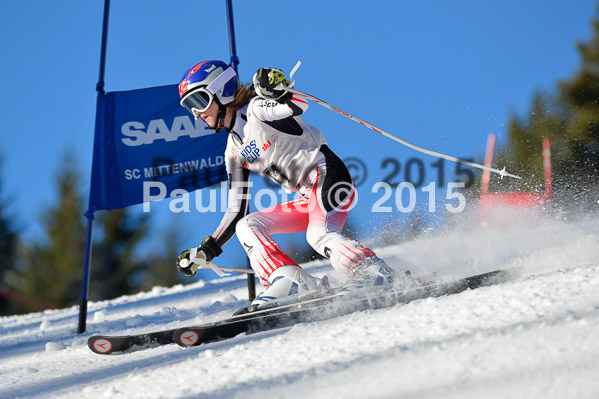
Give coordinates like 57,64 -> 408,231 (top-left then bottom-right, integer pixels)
176,150 -> 250,277
252,67 -> 309,121
251,95 -> 309,121
211,161 -> 250,248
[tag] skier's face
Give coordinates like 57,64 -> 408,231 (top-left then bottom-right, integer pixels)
195,101 -> 219,129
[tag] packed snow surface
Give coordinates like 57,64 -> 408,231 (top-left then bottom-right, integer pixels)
1,215 -> 598,398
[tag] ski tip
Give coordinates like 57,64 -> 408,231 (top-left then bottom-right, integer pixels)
88,336 -> 114,355
175,329 -> 202,347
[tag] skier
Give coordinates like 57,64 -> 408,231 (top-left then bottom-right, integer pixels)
176,60 -> 395,311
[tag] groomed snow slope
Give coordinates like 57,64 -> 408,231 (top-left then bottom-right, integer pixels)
1,215 -> 598,399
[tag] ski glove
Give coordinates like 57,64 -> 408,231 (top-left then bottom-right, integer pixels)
176,247 -> 207,277
176,236 -> 223,277
253,67 -> 292,102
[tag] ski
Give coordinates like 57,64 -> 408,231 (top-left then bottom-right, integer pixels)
173,268 -> 512,348
88,328 -> 180,354
87,268 -> 514,354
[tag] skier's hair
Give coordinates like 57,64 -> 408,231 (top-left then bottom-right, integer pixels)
228,83 -> 256,114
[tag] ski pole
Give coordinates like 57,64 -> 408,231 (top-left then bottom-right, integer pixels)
284,66 -> 520,180
190,259 -> 255,277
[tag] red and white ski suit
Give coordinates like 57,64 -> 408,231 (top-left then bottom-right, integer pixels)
211,94 -> 378,286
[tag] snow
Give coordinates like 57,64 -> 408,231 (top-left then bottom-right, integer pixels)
1,214 -> 599,399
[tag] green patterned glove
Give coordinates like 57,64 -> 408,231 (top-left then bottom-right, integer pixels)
253,67 -> 291,100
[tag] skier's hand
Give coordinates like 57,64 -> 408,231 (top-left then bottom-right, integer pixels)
176,247 -> 208,277
176,236 -> 222,277
253,68 -> 292,101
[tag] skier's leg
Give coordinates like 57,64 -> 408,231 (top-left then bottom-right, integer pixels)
305,166 -> 395,287
235,198 -> 321,309
235,199 -> 307,285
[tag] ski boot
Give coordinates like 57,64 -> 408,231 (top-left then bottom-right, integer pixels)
234,265 -> 330,315
338,257 -> 396,297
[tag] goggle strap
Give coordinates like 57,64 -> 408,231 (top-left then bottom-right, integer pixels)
215,105 -> 227,133
206,67 -> 236,94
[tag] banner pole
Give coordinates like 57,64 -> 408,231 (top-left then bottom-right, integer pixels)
78,0 -> 111,334
225,0 -> 255,300
96,0 -> 111,95
77,212 -> 95,334
225,0 -> 239,73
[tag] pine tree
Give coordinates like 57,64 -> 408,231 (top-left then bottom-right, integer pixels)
90,209 -> 150,300
21,152 -> 86,308
496,93 -> 567,195
500,12 -> 599,210
0,154 -> 20,315
140,223 -> 185,291
557,18 -> 599,207
15,150 -> 199,309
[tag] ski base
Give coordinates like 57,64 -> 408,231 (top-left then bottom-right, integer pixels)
88,268 -> 514,354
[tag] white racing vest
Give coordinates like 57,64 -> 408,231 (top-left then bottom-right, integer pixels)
228,96 -> 327,192
212,94 -> 329,246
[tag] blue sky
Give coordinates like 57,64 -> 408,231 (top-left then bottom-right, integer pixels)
0,1 -> 596,277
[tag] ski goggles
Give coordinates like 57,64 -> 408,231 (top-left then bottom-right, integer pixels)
180,66 -> 237,118
180,87 -> 214,117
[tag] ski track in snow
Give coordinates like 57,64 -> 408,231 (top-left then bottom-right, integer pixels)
1,215 -> 598,399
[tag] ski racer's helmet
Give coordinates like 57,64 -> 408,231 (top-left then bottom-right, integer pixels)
179,60 -> 238,132
179,60 -> 238,108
